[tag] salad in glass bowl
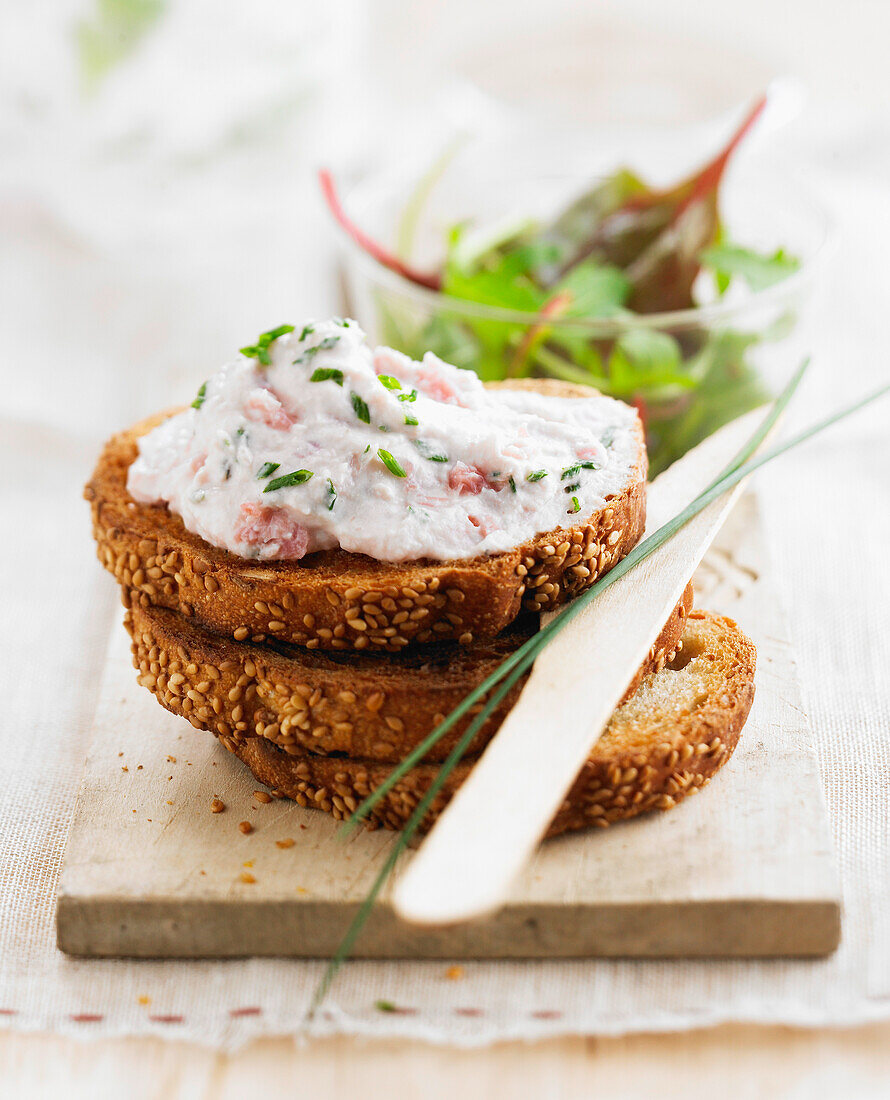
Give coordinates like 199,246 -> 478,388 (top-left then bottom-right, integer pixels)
324,98 -> 830,476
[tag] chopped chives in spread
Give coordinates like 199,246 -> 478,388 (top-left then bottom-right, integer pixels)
350,392 -> 371,423
240,324 -> 294,366
377,448 -> 407,478
561,463 -> 581,479
568,496 -> 581,514
412,439 -> 448,462
309,367 -> 344,386
130,318 -> 638,562
191,382 -> 208,409
263,469 -> 314,492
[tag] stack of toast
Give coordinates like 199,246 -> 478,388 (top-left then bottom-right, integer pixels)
86,380 -> 756,836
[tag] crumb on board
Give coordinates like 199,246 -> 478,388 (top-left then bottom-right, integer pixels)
253,790 -> 272,804
138,996 -> 150,1006
238,821 -> 253,835
445,965 -> 465,981
167,755 -> 176,763
210,798 -> 226,814
121,766 -> 128,772
275,838 -> 295,849
239,872 -> 256,885
243,861 -> 253,868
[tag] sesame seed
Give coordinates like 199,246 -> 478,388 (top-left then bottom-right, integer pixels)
238,821 -> 253,835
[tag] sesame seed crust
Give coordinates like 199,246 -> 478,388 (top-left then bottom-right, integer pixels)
221,611 -> 756,836
86,380 -> 647,653
123,584 -> 692,765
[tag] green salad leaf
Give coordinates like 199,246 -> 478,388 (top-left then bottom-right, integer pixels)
324,94 -> 806,475
700,243 -> 801,292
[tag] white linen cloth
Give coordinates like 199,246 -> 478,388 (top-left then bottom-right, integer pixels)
1,0 -> 889,1046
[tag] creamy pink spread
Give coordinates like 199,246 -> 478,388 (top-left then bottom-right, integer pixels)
127,319 -> 641,563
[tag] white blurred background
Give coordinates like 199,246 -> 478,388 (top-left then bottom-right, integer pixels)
1,0 -> 888,438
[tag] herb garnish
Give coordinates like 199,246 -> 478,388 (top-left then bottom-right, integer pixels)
560,464 -> 581,480
378,375 -> 402,390
564,482 -> 580,494
191,381 -> 208,409
240,324 -> 294,366
404,413 -> 419,426
508,475 -> 516,493
257,461 -> 280,479
412,439 -> 448,462
375,1000 -> 397,1013
567,496 -> 581,514
263,469 -> 314,492
526,469 -> 548,482
377,448 -> 407,478
309,363 -> 890,1017
350,392 -> 371,424
299,324 -> 314,341
398,389 -> 418,403
326,477 -> 337,510
294,336 -> 340,365
310,367 -> 344,386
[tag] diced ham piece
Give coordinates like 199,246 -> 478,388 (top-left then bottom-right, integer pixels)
372,349 -> 404,377
467,514 -> 496,538
416,363 -> 465,406
448,462 -> 486,495
245,387 -> 295,431
235,502 -> 309,560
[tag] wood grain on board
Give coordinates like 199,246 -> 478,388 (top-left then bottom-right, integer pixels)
56,495 -> 840,959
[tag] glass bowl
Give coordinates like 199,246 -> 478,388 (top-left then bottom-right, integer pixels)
333,147 -> 832,476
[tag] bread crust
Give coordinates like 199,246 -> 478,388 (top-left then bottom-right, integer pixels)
124,583 -> 693,764
123,602 -> 754,836
86,380 -> 647,652
234,611 -> 755,837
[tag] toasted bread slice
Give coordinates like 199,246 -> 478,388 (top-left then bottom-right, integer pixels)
87,380 -> 646,653
123,605 -> 754,836
124,582 -> 692,764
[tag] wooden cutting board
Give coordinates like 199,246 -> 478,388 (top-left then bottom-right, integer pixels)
57,495 -> 841,959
